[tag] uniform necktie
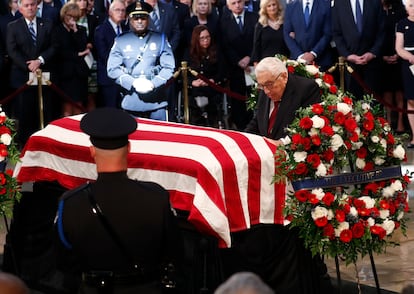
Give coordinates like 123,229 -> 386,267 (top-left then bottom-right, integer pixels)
304,1 -> 310,27
151,11 -> 160,31
355,0 -> 363,33
268,101 -> 280,136
29,22 -> 36,46
116,25 -> 120,37
237,15 -> 243,31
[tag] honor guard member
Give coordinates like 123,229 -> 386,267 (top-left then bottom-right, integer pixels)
56,108 -> 180,294
107,1 -> 175,121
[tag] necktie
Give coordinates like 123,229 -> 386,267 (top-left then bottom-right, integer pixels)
237,15 -> 243,31
304,1 -> 310,27
151,11 -> 160,31
116,25 -> 121,37
355,0 -> 363,33
268,101 -> 280,136
29,22 -> 36,46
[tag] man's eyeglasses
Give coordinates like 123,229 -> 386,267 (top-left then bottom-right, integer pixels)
257,73 -> 282,90
112,8 -> 125,13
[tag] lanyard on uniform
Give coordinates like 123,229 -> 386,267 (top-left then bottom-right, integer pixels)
128,32 -> 152,75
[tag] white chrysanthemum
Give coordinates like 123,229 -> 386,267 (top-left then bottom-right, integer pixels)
359,196 -> 376,209
308,128 -> 318,136
391,180 -> 403,192
335,221 -> 349,237
381,219 -> 395,235
349,206 -> 358,217
355,114 -> 361,122
382,186 -> 395,198
356,158 -> 366,169
337,103 -> 352,115
393,145 -> 405,160
374,157 -> 385,165
0,133 -> 12,146
367,217 -> 375,227
380,138 -> 387,150
311,206 -> 328,220
380,209 -> 390,219
311,115 -> 325,129
330,134 -> 344,151
280,135 -> 291,145
305,64 -> 319,75
371,135 -> 380,143
327,209 -> 334,220
384,124 -> 391,132
293,151 -> 307,162
361,103 -> 371,111
351,141 -> 363,150
312,188 -> 325,200
315,163 -> 327,177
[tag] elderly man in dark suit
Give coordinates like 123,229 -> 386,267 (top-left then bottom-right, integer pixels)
6,0 -> 58,146
94,0 -> 127,108
241,57 -> 332,293
283,0 -> 333,71
219,0 -> 258,130
332,0 -> 385,99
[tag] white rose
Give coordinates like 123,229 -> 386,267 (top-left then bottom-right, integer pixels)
380,209 -> 390,219
352,141 -> 363,150
381,219 -> 395,235
280,135 -> 291,145
391,180 -> 403,192
332,125 -> 341,132
360,196 -> 375,209
393,145 -> 405,160
349,206 -> 358,217
382,186 -> 395,198
0,133 -> 12,146
380,138 -> 387,150
311,115 -> 325,129
397,211 -> 404,221
335,221 -> 349,237
374,157 -> 385,165
308,128 -> 318,136
367,217 -> 375,227
362,103 -> 370,111
337,103 -> 352,115
315,78 -> 323,87
305,64 -> 319,75
384,124 -> 391,132
293,151 -> 307,162
290,60 -> 300,66
315,163 -> 327,177
312,188 -> 325,200
311,206 -> 329,220
356,158 -> 366,169
371,135 -> 380,143
0,111 -> 5,117
355,114 -> 361,122
327,209 -> 334,220
330,134 -> 344,151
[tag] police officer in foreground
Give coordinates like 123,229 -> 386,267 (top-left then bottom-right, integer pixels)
107,1 -> 175,121
56,108 -> 181,294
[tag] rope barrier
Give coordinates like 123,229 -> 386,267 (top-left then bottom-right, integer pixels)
0,83 -> 30,106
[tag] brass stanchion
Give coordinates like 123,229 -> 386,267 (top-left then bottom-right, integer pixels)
338,56 -> 345,92
35,69 -> 45,129
181,61 -> 190,124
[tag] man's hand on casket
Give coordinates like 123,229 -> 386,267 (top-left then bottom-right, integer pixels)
133,77 -> 154,94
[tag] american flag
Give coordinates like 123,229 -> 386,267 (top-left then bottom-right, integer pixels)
14,115 -> 286,247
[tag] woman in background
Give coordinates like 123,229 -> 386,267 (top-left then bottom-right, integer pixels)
251,0 -> 289,66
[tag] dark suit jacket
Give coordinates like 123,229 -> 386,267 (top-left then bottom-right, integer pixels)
332,0 -> 385,58
148,1 -> 181,51
94,18 -> 128,86
283,0 -> 332,70
245,74 -> 321,139
40,2 -> 60,24
6,17 -> 57,88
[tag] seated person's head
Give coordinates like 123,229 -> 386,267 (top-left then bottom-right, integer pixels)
214,272 -> 274,294
0,273 -> 30,294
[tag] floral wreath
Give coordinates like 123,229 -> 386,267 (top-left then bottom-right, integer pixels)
0,106 -> 21,219
269,59 -> 410,265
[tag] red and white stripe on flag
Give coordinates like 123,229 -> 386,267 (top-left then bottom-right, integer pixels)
14,115 -> 286,247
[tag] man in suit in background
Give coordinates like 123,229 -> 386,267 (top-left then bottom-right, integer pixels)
219,0 -> 258,130
36,0 -> 59,24
7,0 -> 58,147
283,0 -> 333,71
332,0 -> 385,99
94,0 -> 127,108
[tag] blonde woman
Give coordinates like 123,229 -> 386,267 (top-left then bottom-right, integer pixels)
251,0 -> 289,66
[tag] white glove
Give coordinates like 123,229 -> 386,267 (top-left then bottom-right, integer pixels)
133,77 -> 154,94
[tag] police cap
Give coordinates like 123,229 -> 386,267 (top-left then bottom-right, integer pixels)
80,108 -> 137,150
126,1 -> 153,18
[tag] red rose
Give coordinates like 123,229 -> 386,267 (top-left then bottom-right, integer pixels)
356,147 -> 367,159
322,192 -> 335,206
315,216 -> 328,227
0,144 -> 8,157
323,73 -> 334,85
295,162 -> 308,176
321,125 -> 334,136
0,126 -> 11,135
295,190 -> 309,202
312,104 -> 324,114
394,221 -> 400,230
339,229 -> 352,243
0,116 -> 6,124
386,133 -> 395,145
335,210 -> 346,222
380,200 -> 390,210
323,223 -> 335,240
299,117 -> 313,129
358,208 -> 370,217
363,182 -> 379,194
377,117 -> 387,126
287,65 -> 295,73
363,119 -> 375,131
363,162 -> 374,171
329,85 -> 338,94
308,193 -> 319,204
306,153 -> 321,168
322,149 -> 334,161
370,225 -> 386,239
334,112 -> 345,125
353,198 -> 365,209
342,96 -> 353,105
292,133 -> 302,145
310,135 -> 321,146
344,118 -> 358,132
370,207 -> 380,218
302,137 -> 311,150
0,187 -> 6,195
0,173 -> 5,185
352,222 -> 365,239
